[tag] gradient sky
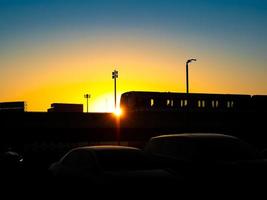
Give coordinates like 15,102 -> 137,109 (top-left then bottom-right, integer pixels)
0,0 -> 267,112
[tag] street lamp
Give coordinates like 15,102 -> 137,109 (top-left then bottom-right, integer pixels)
112,70 -> 118,109
84,94 -> 91,113
186,59 -> 197,93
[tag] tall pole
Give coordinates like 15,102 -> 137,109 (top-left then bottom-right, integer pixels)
186,59 -> 197,94
112,70 -> 118,109
186,62 -> 189,94
87,97 -> 89,113
84,94 -> 90,113
114,75 -> 117,109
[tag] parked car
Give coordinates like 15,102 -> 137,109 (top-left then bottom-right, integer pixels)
0,150 -> 24,180
49,145 -> 176,185
144,133 -> 262,162
144,133 -> 265,183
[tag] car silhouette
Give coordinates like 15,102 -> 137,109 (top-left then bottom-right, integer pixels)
144,133 -> 265,183
49,145 -> 176,185
0,150 -> 24,180
144,133 -> 262,162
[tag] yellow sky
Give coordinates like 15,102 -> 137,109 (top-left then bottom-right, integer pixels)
0,33 -> 266,112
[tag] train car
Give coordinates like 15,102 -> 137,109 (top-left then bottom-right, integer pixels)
120,91 -> 251,113
0,101 -> 25,112
47,103 -> 83,113
251,95 -> 267,112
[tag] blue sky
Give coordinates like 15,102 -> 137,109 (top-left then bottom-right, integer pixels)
1,0 -> 266,44
0,0 -> 267,111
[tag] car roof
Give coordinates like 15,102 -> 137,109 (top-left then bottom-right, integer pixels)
150,133 -> 239,141
70,145 -> 141,152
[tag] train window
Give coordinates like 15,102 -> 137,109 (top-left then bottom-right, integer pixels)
198,100 -> 205,108
231,101 -> 234,108
202,100 -> 205,108
227,101 -> 234,108
216,101 -> 219,108
150,99 -> 154,107
167,99 -> 171,106
198,100 -> 201,108
181,100 -> 187,107
212,100 -> 219,108
212,101 -> 215,108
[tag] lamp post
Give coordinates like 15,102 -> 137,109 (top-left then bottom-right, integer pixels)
186,59 -> 197,93
84,94 -> 91,113
112,70 -> 118,109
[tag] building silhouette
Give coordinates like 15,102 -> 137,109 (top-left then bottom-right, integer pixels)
0,102 -> 25,112
47,103 -> 83,113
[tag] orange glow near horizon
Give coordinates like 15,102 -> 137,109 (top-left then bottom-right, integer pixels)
1,32 -> 267,112
113,107 -> 123,117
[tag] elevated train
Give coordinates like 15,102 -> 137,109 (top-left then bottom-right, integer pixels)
1,91 -> 267,163
120,91 -> 267,113
119,91 -> 267,148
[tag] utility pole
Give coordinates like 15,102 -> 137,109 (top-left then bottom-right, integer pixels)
84,94 -> 91,113
112,70 -> 118,109
186,59 -> 197,93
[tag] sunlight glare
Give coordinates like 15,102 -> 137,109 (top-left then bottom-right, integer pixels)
113,107 -> 123,117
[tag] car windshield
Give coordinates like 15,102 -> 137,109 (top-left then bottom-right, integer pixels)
154,136 -> 262,162
190,137 -> 262,162
94,149 -> 152,171
61,149 -> 95,168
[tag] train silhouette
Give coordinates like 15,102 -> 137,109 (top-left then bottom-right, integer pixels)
120,91 -> 267,113
118,91 -> 267,149
1,91 -> 267,155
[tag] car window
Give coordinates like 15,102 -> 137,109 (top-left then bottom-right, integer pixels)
148,136 -> 261,162
61,149 -> 95,168
192,138 -> 261,162
161,139 -> 195,161
95,150 -> 151,171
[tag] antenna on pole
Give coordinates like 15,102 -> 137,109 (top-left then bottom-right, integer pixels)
84,94 -> 91,113
112,69 -> 119,110
186,59 -> 197,93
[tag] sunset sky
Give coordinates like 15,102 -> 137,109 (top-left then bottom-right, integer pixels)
0,0 -> 266,112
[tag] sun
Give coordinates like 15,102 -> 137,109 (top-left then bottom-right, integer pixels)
113,107 -> 123,117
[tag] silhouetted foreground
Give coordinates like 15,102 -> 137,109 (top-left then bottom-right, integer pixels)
144,133 -> 267,184
49,146 -> 176,185
1,91 -> 267,151
1,133 -> 267,191
1,91 -> 267,190
1,94 -> 267,145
